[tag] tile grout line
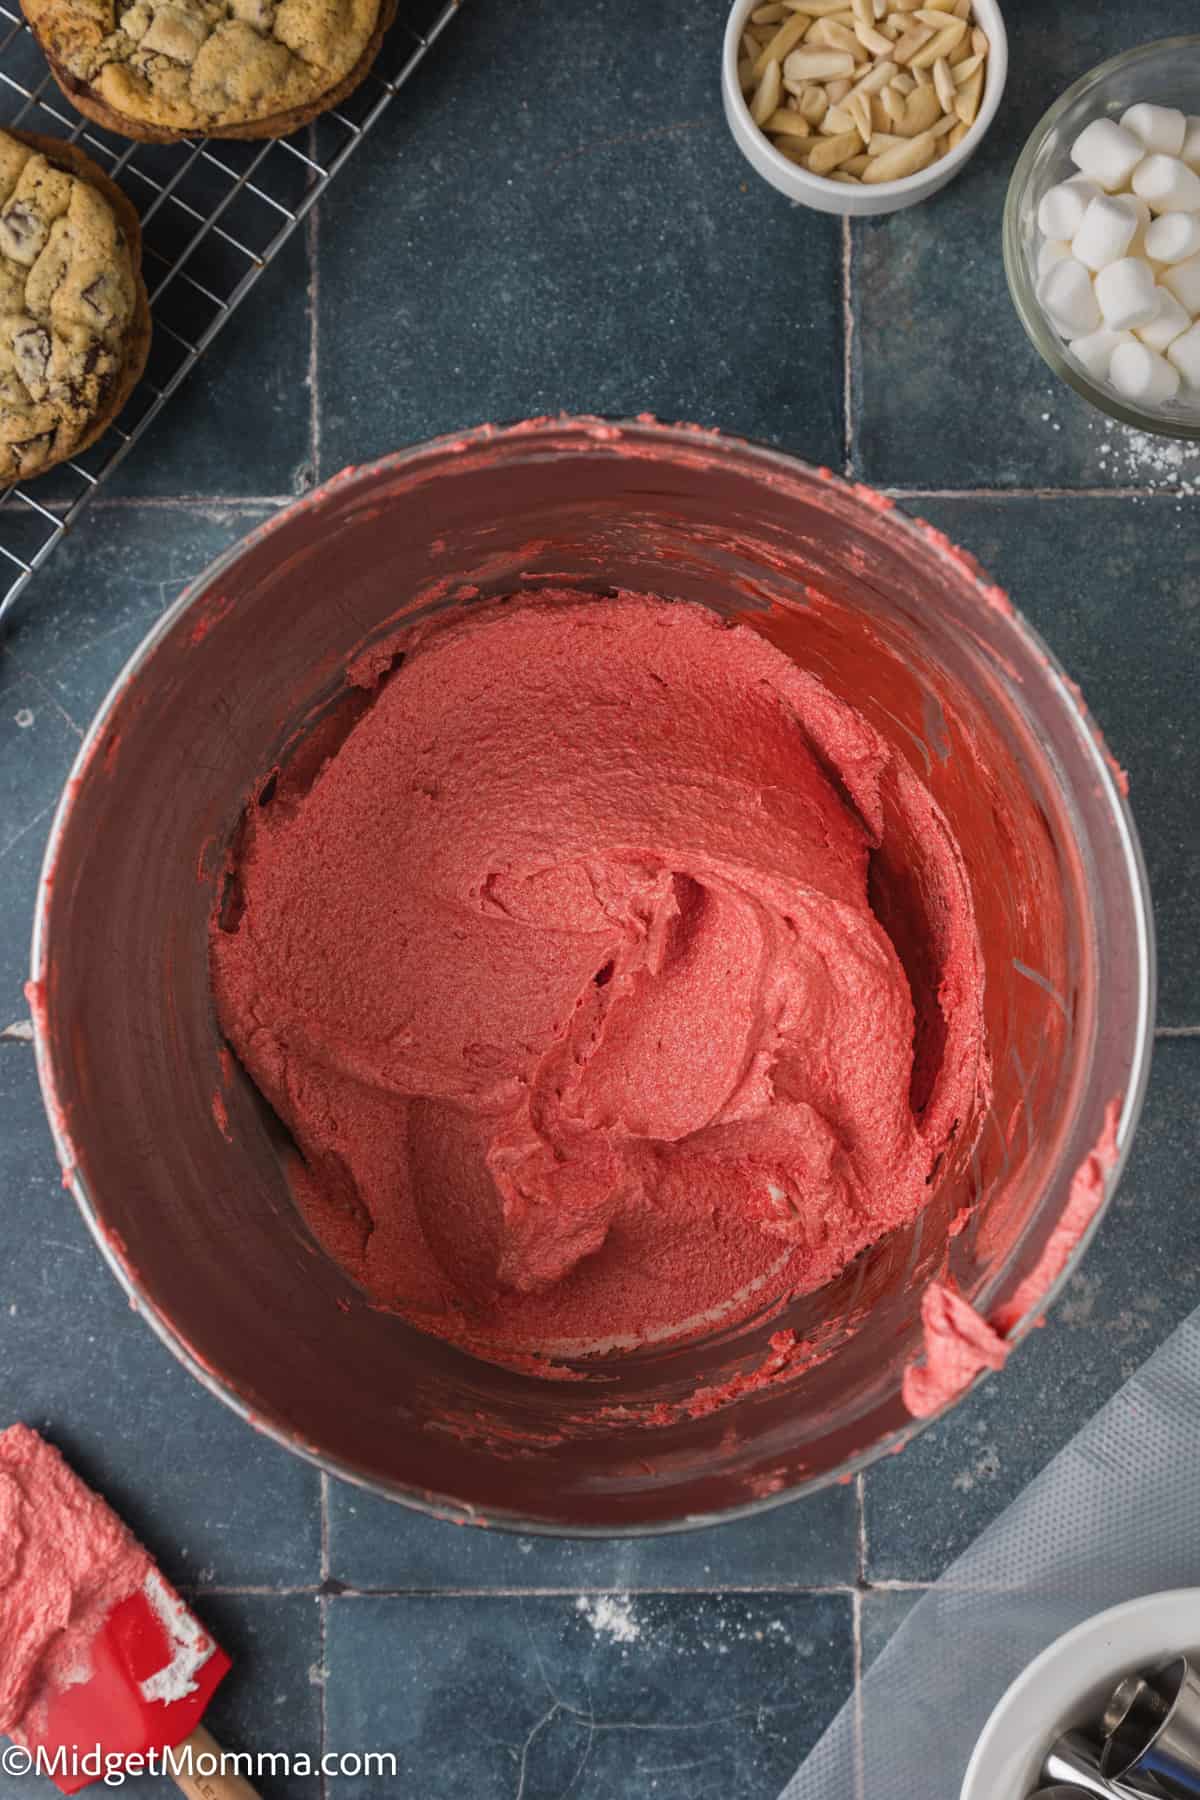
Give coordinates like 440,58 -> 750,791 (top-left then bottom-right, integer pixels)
318,1473 -> 330,1800
180,1580 -> 945,1598
307,128 -> 322,490
841,216 -> 855,479
851,1586 -> 866,1800
5,486 -> 1194,521
855,1472 -> 868,1586
880,485 -> 1199,501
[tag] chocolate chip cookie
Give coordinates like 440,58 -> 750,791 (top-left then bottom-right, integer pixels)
20,0 -> 398,141
0,131 -> 150,483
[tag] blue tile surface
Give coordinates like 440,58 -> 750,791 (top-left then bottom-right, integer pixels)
1,1 -> 1199,1794
325,1591 -> 851,1800
314,0 -> 844,478
327,1478 -> 857,1592
0,1045 -> 322,1592
863,1039 -> 1200,1581
899,495 -> 1200,1027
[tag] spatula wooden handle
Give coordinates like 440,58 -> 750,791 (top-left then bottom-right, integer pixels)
169,1726 -> 261,1799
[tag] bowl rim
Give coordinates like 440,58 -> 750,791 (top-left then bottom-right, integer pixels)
1003,34 -> 1200,442
28,415 -> 1156,1535
722,0 -> 1009,208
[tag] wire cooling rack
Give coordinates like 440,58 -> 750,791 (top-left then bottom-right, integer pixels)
0,0 -> 460,625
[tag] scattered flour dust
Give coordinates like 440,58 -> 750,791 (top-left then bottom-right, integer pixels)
575,1594 -> 641,1644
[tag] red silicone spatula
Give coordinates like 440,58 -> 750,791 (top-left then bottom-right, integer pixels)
0,1425 -> 257,1796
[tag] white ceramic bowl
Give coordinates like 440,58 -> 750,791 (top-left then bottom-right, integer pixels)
722,0 -> 1008,217
961,1589 -> 1200,1799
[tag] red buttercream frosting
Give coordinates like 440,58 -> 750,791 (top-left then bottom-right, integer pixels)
0,1426 -> 150,1738
211,592 -> 988,1360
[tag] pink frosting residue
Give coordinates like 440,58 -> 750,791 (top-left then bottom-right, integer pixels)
901,1282 -> 1009,1420
0,1426 -> 151,1737
991,1097 -> 1122,1337
903,1098 -> 1123,1418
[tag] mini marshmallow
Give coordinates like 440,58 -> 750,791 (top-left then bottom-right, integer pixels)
1038,238 -> 1071,279
1109,340 -> 1181,405
1182,117 -> 1200,170
1167,322 -> 1200,389
1069,328 -> 1134,383
1094,256 -> 1161,330
1037,175 -> 1101,240
1070,117 -> 1144,191
1135,287 -> 1191,352
1120,102 -> 1186,157
1071,194 -> 1139,271
1125,196 -> 1154,259
1132,154 -> 1200,214
1162,252 -> 1200,315
1038,257 -> 1101,337
1143,210 -> 1200,264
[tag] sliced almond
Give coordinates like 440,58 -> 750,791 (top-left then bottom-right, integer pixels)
808,127 -> 865,172
811,16 -> 867,57
894,81 -> 940,134
777,140 -> 813,163
821,103 -> 856,133
914,3 -> 955,19
844,151 -> 872,173
846,87 -> 873,141
881,84 -> 907,123
948,33 -> 972,64
782,45 -> 856,79
828,170 -> 862,182
854,19 -> 893,54
796,84 -> 830,121
848,56 -> 897,97
850,0 -> 872,22
870,92 -> 891,129
751,58 -> 783,124
825,75 -> 852,101
790,0 -> 859,12
863,127 -> 937,181
890,69 -> 916,92
912,60 -> 932,85
868,130 -> 907,152
741,29 -> 759,59
953,0 -> 970,14
752,1 -> 787,18
952,50 -> 984,84
887,0 -> 924,10
910,17 -> 966,66
765,106 -> 811,136
892,23 -> 934,63
932,54 -> 956,112
954,64 -> 983,125
753,10 -> 812,77
738,57 -> 757,90
971,24 -> 988,55
947,118 -> 968,148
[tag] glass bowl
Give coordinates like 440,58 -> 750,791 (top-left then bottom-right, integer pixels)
1004,36 -> 1200,441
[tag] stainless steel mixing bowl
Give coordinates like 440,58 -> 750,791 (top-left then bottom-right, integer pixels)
30,418 -> 1154,1532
